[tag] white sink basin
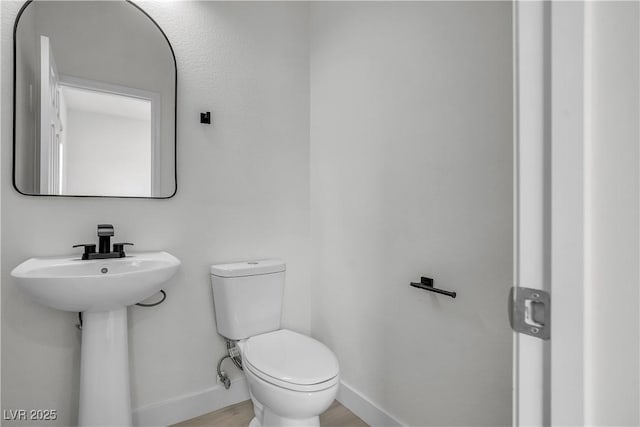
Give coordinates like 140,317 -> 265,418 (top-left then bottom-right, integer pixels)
11,251 -> 180,312
10,250 -> 181,426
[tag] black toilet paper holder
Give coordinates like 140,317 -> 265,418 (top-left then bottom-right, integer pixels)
410,277 -> 457,299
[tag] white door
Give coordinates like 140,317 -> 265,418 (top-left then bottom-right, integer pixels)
40,35 -> 64,195
515,2 -> 639,425
513,2 -> 551,425
513,2 -> 587,424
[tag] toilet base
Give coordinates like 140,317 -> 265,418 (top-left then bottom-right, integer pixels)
249,395 -> 320,427
248,414 -> 319,427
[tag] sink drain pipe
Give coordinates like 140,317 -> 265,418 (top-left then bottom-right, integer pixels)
217,339 -> 242,390
76,290 -> 167,330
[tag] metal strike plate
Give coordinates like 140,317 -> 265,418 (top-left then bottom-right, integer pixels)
508,286 -> 550,340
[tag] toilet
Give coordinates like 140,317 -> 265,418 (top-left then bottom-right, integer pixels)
210,259 -> 340,427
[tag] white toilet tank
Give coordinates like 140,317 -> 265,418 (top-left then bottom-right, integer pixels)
210,259 -> 285,340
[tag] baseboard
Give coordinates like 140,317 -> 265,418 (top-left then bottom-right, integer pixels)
337,380 -> 404,427
132,377 -> 250,427
132,377 -> 402,427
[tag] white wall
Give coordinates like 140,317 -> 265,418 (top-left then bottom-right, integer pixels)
64,109 -> 151,197
1,2 -> 310,425
586,1 -> 640,424
309,2 -> 513,425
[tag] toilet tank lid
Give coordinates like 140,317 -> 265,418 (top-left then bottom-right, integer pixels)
210,259 -> 285,277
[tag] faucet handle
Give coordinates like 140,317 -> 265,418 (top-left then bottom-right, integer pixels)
73,244 -> 96,260
97,224 -> 114,236
113,242 -> 134,257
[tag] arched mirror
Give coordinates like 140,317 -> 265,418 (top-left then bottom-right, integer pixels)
13,0 -> 177,198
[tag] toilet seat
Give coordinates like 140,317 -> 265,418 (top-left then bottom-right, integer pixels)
243,329 -> 339,392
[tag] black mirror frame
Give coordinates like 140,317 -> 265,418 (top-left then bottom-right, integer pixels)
12,0 -> 178,199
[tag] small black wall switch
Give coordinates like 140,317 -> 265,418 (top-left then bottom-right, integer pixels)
200,112 -> 211,124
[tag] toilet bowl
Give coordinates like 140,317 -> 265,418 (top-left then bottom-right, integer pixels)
210,260 -> 340,427
239,329 -> 339,427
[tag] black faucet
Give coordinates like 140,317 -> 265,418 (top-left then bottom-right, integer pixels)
73,224 -> 134,260
98,224 -> 114,254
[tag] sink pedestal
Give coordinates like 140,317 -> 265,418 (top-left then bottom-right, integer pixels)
10,251 -> 181,426
78,308 -> 132,427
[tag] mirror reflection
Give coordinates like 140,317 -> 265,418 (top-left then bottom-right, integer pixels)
14,0 -> 176,198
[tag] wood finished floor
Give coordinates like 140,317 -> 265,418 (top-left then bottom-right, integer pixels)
172,400 -> 369,427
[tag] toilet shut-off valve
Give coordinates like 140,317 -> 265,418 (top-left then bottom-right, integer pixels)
216,340 -> 242,390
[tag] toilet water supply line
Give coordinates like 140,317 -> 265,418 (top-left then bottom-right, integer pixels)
217,339 -> 243,390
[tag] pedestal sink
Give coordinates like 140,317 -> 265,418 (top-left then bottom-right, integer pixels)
11,251 -> 181,427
